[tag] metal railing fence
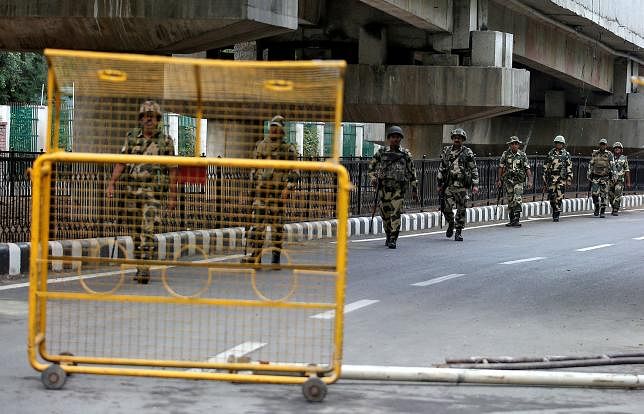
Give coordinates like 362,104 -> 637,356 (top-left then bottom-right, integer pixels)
1,152 -> 643,242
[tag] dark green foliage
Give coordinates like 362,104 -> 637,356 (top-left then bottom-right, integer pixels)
0,52 -> 48,104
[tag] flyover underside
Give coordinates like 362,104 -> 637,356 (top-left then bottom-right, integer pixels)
0,18 -> 292,52
343,104 -> 523,124
344,65 -> 530,124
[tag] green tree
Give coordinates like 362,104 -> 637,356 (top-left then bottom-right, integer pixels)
0,52 -> 47,104
303,123 -> 319,158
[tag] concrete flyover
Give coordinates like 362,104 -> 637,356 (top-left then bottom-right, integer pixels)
0,0 -> 298,52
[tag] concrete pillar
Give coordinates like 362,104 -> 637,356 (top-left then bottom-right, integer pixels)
471,30 -> 503,67
612,57 -> 629,106
627,93 -> 644,119
206,119 -> 258,158
502,33 -> 513,68
359,25 -> 387,65
452,0 -> 477,50
234,41 -> 257,61
355,124 -> 364,157
295,122 -> 304,156
545,91 -> 566,118
400,125 -> 444,158
167,113 -> 180,155
0,105 -> 11,151
477,0 -> 488,30
316,124 -> 324,157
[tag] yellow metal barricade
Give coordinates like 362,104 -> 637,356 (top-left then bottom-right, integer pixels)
28,49 -> 348,402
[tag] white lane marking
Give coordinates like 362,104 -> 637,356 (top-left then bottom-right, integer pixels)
633,236 -> 644,240
311,299 -> 379,320
411,273 -> 466,287
187,341 -> 266,372
0,300 -> 28,316
0,254 -> 244,291
576,244 -> 614,252
499,257 -> 545,265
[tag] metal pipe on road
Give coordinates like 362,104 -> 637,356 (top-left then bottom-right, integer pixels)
340,365 -> 644,388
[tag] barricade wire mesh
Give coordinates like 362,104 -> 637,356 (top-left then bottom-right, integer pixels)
29,50 -> 349,389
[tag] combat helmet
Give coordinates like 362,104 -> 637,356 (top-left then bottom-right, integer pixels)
506,136 -> 522,145
450,128 -> 467,140
553,135 -> 566,144
138,100 -> 162,119
598,138 -> 608,145
613,141 -> 623,148
386,125 -> 404,139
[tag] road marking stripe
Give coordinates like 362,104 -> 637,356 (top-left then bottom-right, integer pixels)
633,236 -> 644,240
411,273 -> 466,286
0,254 -> 244,291
187,341 -> 266,372
576,244 -> 614,252
499,257 -> 545,265
311,299 -> 379,320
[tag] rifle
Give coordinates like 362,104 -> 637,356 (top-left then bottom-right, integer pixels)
495,183 -> 504,219
369,179 -> 381,234
437,181 -> 445,229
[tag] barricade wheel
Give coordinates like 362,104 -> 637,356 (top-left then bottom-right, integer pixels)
302,377 -> 327,402
42,364 -> 67,390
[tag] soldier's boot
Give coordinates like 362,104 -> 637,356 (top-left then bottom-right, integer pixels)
454,229 -> 463,242
611,208 -> 619,216
593,197 -> 600,216
388,231 -> 398,249
446,222 -> 454,238
553,211 -> 560,222
599,207 -> 606,218
511,212 -> 522,227
385,232 -> 391,246
135,268 -> 150,285
505,212 -> 514,227
271,250 -> 281,269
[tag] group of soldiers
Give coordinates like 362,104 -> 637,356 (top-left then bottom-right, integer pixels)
368,126 -> 632,247
109,102 -> 632,280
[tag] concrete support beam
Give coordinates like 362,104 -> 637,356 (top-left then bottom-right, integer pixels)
545,91 -> 566,118
0,0 -> 298,52
489,1 -> 613,92
344,65 -> 530,124
358,0 -> 452,32
471,31 -> 503,67
359,25 -> 387,65
399,125 -> 445,158
627,93 -> 644,119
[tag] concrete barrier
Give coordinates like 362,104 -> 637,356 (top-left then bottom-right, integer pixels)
2,195 -> 643,276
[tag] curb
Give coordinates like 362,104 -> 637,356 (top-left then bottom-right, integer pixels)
2,195 -> 643,276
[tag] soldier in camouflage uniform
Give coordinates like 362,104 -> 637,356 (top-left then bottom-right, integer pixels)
107,101 -> 177,284
367,126 -> 418,249
608,141 -> 631,216
241,115 -> 298,265
437,128 -> 479,241
587,138 -> 617,218
542,135 -> 573,222
496,136 -> 533,227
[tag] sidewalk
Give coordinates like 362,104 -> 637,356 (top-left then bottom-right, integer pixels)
2,195 -> 643,276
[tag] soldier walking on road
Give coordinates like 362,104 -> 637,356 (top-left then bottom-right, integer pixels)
608,141 -> 631,216
542,135 -> 573,222
588,138 -> 617,218
496,136 -> 533,227
367,125 -> 418,249
106,101 -> 177,284
437,128 -> 479,241
241,115 -> 299,265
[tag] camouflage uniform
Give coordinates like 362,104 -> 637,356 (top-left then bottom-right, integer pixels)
587,141 -> 616,217
438,144 -> 479,234
499,146 -> 531,224
121,128 -> 176,276
543,145 -> 573,221
367,145 -> 417,246
608,149 -> 629,214
244,135 -> 298,262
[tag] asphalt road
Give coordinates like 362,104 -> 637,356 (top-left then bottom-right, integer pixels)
2,209 -> 644,413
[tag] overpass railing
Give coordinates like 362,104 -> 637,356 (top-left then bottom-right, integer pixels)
1,152 -> 642,242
